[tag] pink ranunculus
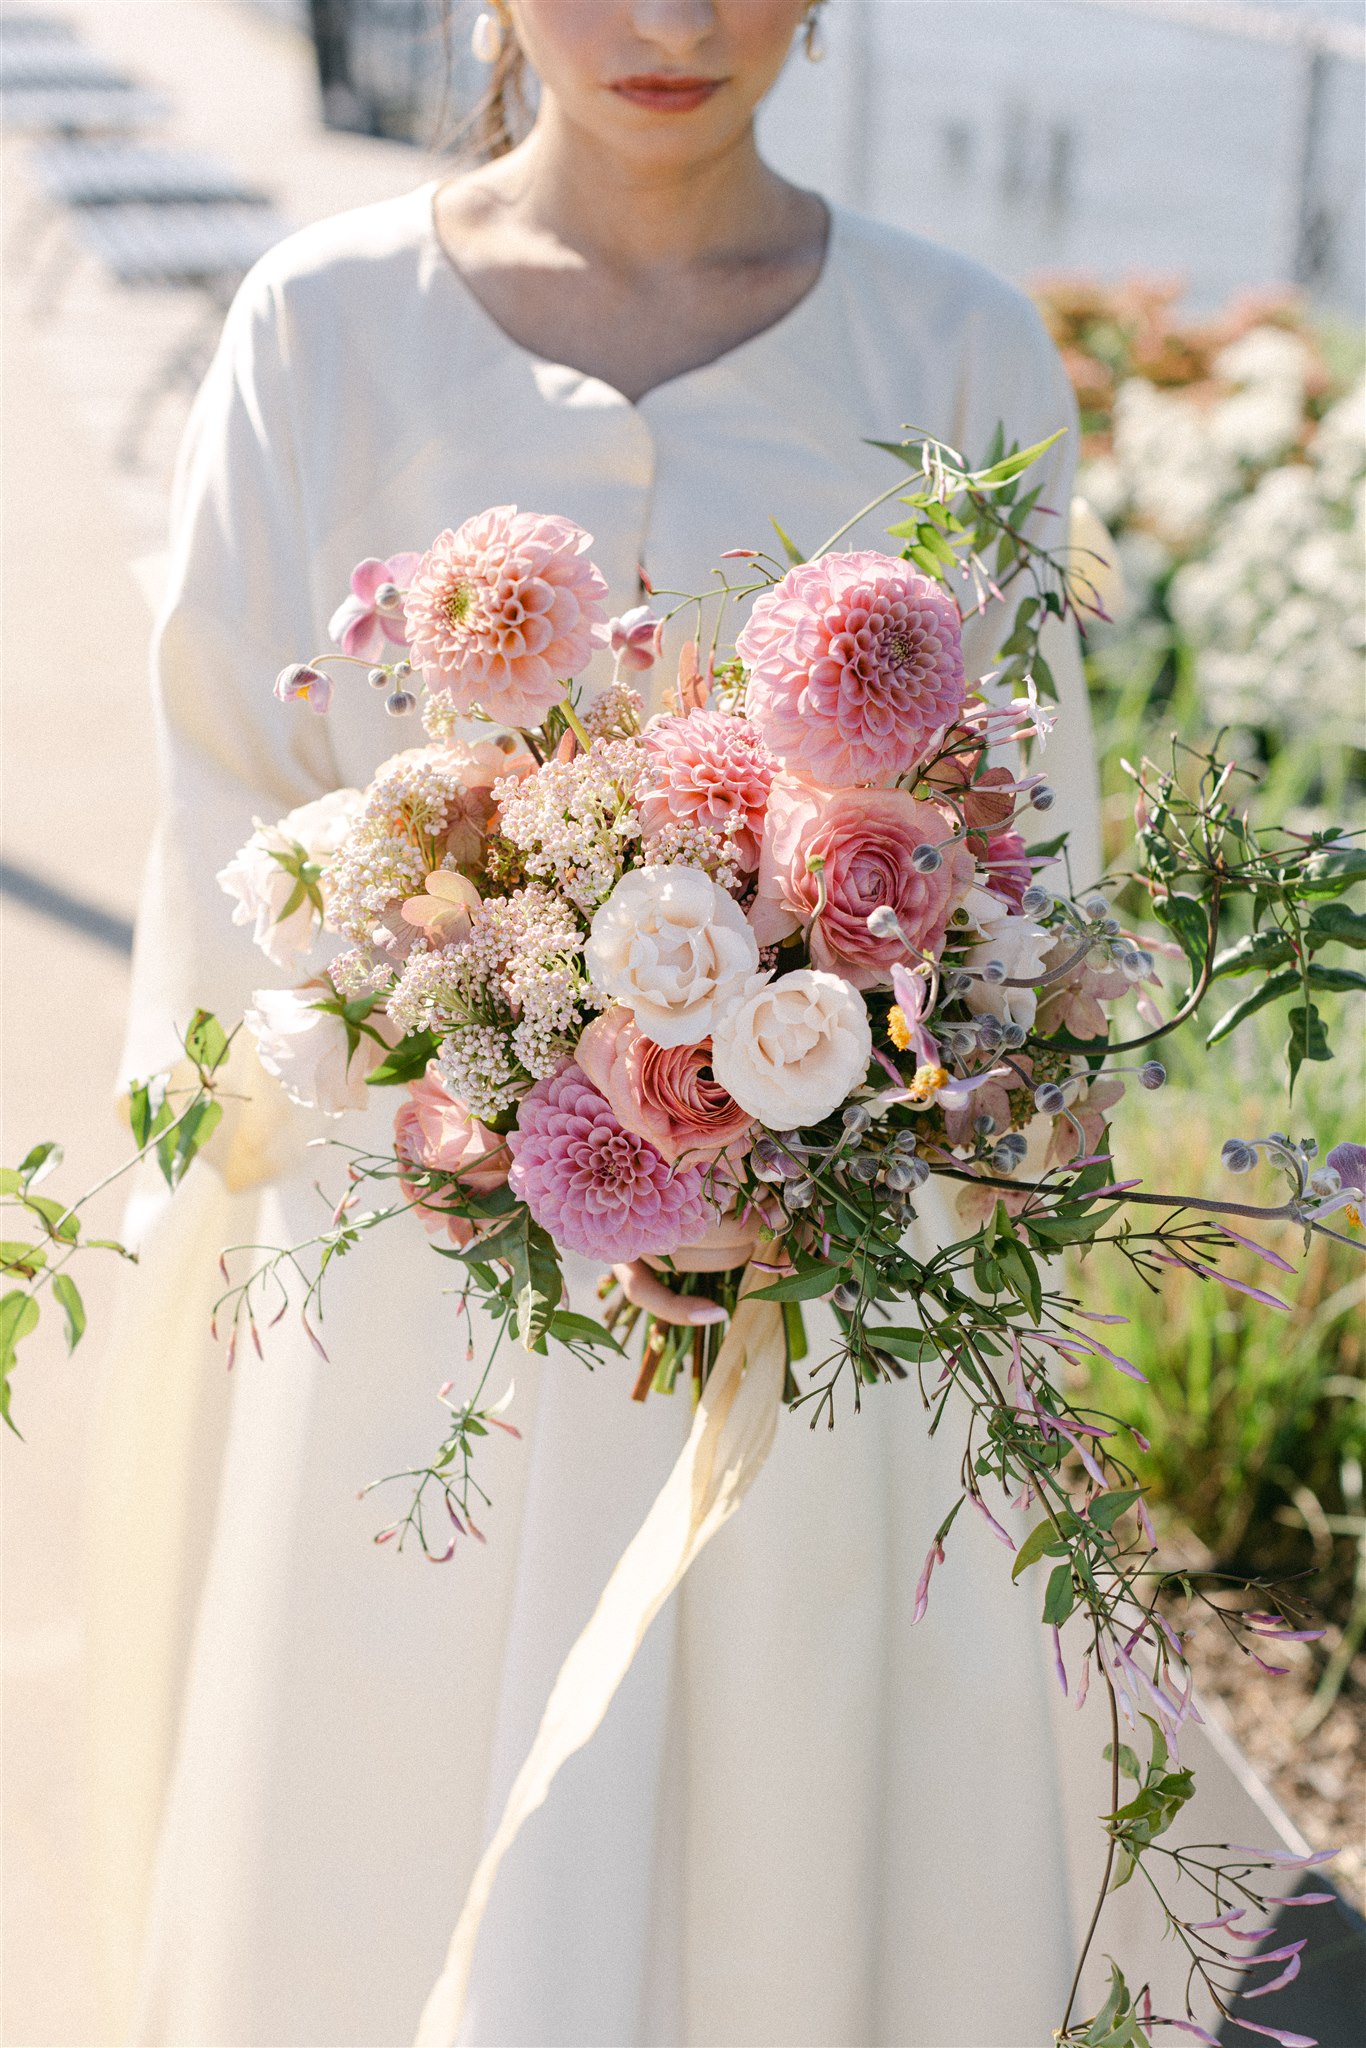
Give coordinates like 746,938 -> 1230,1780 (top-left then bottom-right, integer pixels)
739,551 -> 966,786
751,776 -> 975,988
576,1006 -> 753,1166
638,708 -> 777,871
403,507 -> 609,730
394,1064 -> 511,1246
507,1063 -> 714,1263
328,552 -> 422,662
979,829 -> 1033,913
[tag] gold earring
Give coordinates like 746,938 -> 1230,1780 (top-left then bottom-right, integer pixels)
803,2 -> 825,62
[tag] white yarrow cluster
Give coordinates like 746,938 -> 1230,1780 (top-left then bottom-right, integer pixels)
492,738 -> 646,916
326,752 -> 466,944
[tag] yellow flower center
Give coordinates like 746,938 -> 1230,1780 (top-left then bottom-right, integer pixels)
908,1063 -> 948,1103
442,577 -> 476,628
1348,1202 -> 1362,1230
888,1005 -> 912,1051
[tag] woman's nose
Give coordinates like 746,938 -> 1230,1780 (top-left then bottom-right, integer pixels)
629,0 -> 716,61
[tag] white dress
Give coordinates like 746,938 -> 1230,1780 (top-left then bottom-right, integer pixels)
97,183 -> 1110,2048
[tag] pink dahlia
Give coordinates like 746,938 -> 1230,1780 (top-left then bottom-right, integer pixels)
638,709 -> 776,870
403,506 -> 609,730
739,551 -> 966,786
507,1063 -> 714,1263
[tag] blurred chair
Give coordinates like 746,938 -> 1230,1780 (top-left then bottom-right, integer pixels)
67,201 -> 291,466
0,9 -> 79,43
0,42 -> 136,90
1,87 -> 171,137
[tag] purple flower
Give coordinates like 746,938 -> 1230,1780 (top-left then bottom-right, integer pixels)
328,552 -> 421,662
1326,1141 -> 1366,1226
911,1536 -> 946,1624
506,1063 -> 713,1263
594,604 -> 665,674
274,661 -> 332,713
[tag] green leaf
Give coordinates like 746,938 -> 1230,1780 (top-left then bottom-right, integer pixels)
52,1273 -> 86,1353
1209,929 -> 1293,981
0,1239 -> 46,1276
996,1240 -> 1042,1321
129,1079 -> 173,1150
546,1309 -> 624,1355
365,1031 -> 442,1088
971,428 -> 1065,488
1042,1561 -> 1075,1625
769,517 -> 805,566
1011,1518 -> 1062,1580
1152,892 -> 1209,983
1306,901 -> 1366,951
1287,1002 -> 1332,1093
157,1098 -> 223,1188
1103,1741 -> 1143,1783
22,1194 -> 78,1242
0,1290 -> 39,1430
0,1168 -> 22,1197
1208,963 -> 1366,1046
1087,1487 -> 1140,1531
866,1326 -> 939,1361
1299,844 -> 1366,896
749,1262 -> 846,1303
451,1208 -> 563,1353
782,1298 -> 809,1366
19,1141 -> 63,1189
183,1009 -> 229,1074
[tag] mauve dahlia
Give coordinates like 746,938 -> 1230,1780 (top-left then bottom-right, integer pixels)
507,1064 -> 713,1262
739,551 -> 965,786
404,506 -> 608,730
639,709 -> 776,870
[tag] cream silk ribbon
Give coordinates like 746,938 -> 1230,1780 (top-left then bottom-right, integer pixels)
414,1271 -> 789,2047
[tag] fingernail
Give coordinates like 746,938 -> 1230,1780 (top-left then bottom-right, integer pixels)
696,1305 -> 727,1325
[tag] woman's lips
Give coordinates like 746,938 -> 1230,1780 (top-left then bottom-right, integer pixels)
608,74 -> 724,114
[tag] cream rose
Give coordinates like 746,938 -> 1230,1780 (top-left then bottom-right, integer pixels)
245,984 -> 395,1115
584,865 -> 760,1048
710,969 -> 872,1128
218,788 -> 363,968
964,913 -> 1053,1031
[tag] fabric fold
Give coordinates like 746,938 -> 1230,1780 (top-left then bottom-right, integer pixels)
414,1271 -> 788,2047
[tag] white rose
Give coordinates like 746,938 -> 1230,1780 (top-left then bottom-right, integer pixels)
245,984 -> 392,1115
965,914 -> 1052,1031
584,865 -> 760,1048
711,969 -> 872,1129
218,788 -> 363,968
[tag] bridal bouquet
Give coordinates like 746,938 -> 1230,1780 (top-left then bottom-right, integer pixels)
6,433 -> 1362,2047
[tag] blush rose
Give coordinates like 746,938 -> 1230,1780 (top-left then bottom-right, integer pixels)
751,777 -> 975,989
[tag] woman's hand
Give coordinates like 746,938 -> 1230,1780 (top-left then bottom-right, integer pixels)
612,1209 -> 764,1328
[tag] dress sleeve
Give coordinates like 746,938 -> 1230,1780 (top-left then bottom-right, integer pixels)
957,295 -> 1103,892
121,260 -> 342,1084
